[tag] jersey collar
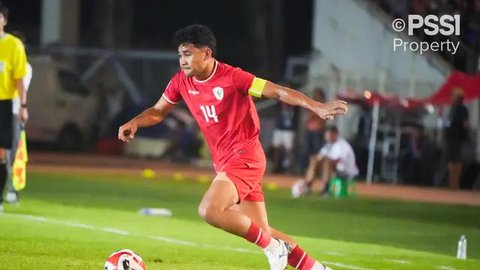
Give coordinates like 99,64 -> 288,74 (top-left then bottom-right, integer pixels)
193,60 -> 218,83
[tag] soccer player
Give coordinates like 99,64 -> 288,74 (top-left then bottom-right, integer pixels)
119,24 -> 347,270
0,2 -> 29,213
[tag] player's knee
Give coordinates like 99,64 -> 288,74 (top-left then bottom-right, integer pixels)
198,202 -> 222,226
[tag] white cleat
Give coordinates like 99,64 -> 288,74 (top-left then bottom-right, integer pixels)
5,191 -> 18,204
312,261 -> 333,270
263,238 -> 289,270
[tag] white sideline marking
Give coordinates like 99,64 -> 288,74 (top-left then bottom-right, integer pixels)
6,213 -> 255,254
324,261 -> 373,270
148,236 -> 197,246
5,213 -> 394,270
325,251 -> 345,256
102,228 -> 130,235
385,259 -> 411,264
438,266 -> 456,270
203,244 -> 254,253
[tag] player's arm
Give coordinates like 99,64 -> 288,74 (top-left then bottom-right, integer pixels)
16,78 -> 28,122
253,79 -> 348,120
118,97 -> 176,142
13,42 -> 29,123
325,157 -> 340,166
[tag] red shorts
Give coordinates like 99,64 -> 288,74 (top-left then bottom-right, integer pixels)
217,143 -> 266,203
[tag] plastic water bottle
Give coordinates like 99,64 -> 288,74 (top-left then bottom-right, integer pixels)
138,208 -> 172,217
457,235 -> 467,259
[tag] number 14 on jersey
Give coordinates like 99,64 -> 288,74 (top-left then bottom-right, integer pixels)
200,105 -> 219,123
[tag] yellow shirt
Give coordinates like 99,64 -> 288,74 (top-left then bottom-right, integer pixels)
0,33 -> 27,100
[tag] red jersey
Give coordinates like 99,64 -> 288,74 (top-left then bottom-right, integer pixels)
162,61 -> 264,170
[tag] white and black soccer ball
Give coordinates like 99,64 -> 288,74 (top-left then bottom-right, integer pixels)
105,249 -> 146,270
291,179 -> 308,198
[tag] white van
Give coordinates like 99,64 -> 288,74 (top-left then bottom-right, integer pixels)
26,55 -> 98,151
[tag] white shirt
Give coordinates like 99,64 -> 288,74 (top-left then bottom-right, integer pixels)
319,138 -> 359,177
12,62 -> 32,115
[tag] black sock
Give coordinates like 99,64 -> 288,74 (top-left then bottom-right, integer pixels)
0,163 -> 7,203
321,182 -> 330,194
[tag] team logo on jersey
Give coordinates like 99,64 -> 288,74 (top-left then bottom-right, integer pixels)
213,87 -> 224,101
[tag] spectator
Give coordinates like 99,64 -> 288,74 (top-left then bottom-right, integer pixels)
462,0 -> 480,45
444,90 -> 469,189
399,124 -> 437,186
302,125 -> 358,195
160,120 -> 202,163
301,88 -> 326,171
271,84 -> 300,173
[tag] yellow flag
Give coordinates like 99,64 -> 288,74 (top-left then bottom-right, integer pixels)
12,130 -> 28,191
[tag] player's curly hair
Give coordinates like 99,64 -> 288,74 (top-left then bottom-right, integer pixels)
173,24 -> 217,57
0,1 -> 9,20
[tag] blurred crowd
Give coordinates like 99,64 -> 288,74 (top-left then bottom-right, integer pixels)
265,84 -> 477,190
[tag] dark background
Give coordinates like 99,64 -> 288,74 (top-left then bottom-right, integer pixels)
1,0 -> 313,80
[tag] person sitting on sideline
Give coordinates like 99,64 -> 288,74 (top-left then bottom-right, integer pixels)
301,125 -> 358,195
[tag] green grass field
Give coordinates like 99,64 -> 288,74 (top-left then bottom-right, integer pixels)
0,170 -> 479,270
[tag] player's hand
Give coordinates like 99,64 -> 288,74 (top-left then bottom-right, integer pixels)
313,100 -> 348,120
19,107 -> 28,124
118,121 -> 138,142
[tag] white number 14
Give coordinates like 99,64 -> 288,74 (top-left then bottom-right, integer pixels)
200,105 -> 218,123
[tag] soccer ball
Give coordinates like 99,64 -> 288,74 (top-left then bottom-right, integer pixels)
291,179 -> 308,198
104,249 -> 146,270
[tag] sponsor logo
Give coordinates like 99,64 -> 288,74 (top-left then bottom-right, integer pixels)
188,89 -> 200,95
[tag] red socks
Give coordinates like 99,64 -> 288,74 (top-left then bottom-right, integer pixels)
245,223 -> 320,270
244,222 -> 271,249
288,245 -> 316,270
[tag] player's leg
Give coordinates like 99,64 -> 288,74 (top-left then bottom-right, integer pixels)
199,173 -> 289,269
5,114 -> 21,203
446,140 -> 462,189
198,173 -> 248,234
0,145 -> 8,212
305,156 -> 320,190
198,173 -> 279,247
231,200 -> 332,270
320,158 -> 335,194
230,200 -> 295,246
0,147 -> 7,204
0,101 -> 14,211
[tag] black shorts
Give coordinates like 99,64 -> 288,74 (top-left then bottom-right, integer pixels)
446,139 -> 463,162
0,100 -> 13,149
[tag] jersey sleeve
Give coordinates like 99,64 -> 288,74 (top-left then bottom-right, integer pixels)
12,40 -> 27,80
24,63 -> 33,90
232,68 -> 267,97
162,75 -> 182,104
